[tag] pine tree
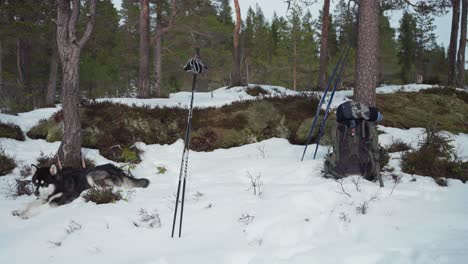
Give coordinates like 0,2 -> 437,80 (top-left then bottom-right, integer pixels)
457,0 -> 467,87
81,0 -> 124,98
448,0 -> 460,85
378,11 -> 399,84
414,11 -> 436,83
288,4 -> 302,90
354,0 -> 379,107
317,0 -> 330,90
120,0 -> 140,95
397,12 -> 417,83
138,0 -> 150,98
214,0 -> 232,25
232,0 -> 243,86
56,0 -> 97,168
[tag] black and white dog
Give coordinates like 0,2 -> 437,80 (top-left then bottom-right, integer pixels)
12,163 -> 149,219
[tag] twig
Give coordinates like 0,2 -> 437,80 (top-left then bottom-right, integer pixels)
335,178 -> 351,197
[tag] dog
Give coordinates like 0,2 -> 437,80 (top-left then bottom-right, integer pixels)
12,163 -> 149,219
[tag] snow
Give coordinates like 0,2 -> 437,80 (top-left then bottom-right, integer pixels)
0,107 -> 59,132
0,84 -> 467,264
96,84 -> 297,109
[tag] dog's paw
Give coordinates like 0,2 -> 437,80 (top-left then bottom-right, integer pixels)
20,214 -> 30,220
11,210 -> 22,216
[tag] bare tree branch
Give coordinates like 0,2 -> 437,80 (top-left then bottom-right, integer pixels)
78,0 -> 97,48
153,0 -> 177,41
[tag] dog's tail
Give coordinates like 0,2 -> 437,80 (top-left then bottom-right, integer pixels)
123,176 -> 150,188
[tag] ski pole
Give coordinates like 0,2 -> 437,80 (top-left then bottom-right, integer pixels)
171,48 -> 206,238
312,44 -> 351,159
300,42 -> 350,161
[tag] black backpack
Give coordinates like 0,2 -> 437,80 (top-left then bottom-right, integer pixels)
324,101 -> 382,181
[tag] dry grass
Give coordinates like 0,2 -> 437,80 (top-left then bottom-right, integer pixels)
386,139 -> 412,153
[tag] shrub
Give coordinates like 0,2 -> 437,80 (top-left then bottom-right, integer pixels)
245,86 -> 269,96
0,147 -> 16,176
379,146 -> 390,170
82,187 -> 122,204
7,179 -> 34,197
0,122 -> 25,141
386,139 -> 412,153
401,127 -> 468,184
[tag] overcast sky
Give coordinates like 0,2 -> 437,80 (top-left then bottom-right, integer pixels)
111,0 -> 452,49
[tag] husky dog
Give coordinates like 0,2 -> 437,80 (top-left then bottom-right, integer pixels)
12,163 -> 149,219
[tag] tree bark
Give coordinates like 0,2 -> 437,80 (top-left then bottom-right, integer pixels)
46,41 -> 59,106
448,0 -> 460,86
154,33 -> 162,96
317,0 -> 330,90
56,0 -> 96,168
153,0 -> 176,97
293,40 -> 297,90
232,0 -> 243,86
0,40 -> 3,96
16,39 -> 25,87
354,0 -> 379,107
457,0 -> 467,87
138,0 -> 150,98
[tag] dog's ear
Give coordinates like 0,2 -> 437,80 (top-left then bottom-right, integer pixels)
31,164 -> 38,175
49,164 -> 58,176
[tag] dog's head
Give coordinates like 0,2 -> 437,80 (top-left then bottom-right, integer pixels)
31,164 -> 59,199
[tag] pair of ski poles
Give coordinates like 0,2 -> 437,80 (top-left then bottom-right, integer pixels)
171,48 -> 206,238
300,42 -> 351,161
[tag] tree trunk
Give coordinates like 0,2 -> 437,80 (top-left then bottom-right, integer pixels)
318,0 -> 330,90
457,0 -> 467,87
138,0 -> 150,98
354,0 -> 378,107
293,40 -> 297,90
59,51 -> 83,167
448,0 -> 460,86
46,42 -> 59,106
16,39 -> 25,87
0,40 -> 3,96
154,31 -> 162,96
56,0 -> 96,168
245,61 -> 249,84
152,0 -> 176,97
232,0 -> 242,86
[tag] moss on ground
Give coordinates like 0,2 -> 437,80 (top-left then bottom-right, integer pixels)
0,122 -> 25,141
27,96 -> 320,162
377,91 -> 468,134
26,90 -> 467,163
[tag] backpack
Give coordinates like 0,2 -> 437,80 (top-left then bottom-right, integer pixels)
324,101 -> 381,181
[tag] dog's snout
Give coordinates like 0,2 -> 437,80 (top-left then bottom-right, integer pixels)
34,189 -> 39,196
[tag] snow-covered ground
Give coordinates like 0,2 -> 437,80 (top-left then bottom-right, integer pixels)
95,83 -> 436,110
1,84 -> 467,264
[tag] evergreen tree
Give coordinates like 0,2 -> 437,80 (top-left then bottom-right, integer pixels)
81,0 -> 124,98
214,0 -> 233,25
120,0 -> 140,95
378,11 -> 399,84
397,12 -> 417,83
